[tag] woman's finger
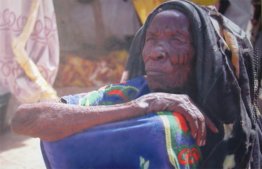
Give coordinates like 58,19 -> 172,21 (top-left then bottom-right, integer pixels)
175,104 -> 199,140
194,107 -> 205,146
205,115 -> 219,133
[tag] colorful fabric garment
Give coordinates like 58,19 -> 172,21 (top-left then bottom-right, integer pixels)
41,76 -> 201,169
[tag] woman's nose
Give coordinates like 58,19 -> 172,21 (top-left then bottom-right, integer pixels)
149,47 -> 167,60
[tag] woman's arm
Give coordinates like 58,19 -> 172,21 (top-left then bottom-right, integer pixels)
11,93 -> 218,144
11,101 -> 143,142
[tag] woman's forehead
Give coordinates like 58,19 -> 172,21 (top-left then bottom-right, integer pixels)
152,9 -> 189,24
147,10 -> 191,32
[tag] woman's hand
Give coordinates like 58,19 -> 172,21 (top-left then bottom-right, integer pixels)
132,93 -> 218,146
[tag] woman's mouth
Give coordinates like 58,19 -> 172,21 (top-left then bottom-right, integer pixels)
146,70 -> 164,76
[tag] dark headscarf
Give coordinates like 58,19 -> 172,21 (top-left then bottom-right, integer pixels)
125,0 -> 262,168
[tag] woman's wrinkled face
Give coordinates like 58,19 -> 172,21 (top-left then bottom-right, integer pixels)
142,10 -> 194,92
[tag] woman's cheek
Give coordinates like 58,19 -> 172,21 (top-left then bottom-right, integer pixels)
142,44 -> 152,61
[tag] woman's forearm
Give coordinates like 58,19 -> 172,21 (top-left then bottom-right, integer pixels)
11,93 -> 217,146
11,101 -> 144,142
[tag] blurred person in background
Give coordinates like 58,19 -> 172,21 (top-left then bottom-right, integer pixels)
0,0 -> 59,132
251,0 -> 262,113
218,0 -> 253,31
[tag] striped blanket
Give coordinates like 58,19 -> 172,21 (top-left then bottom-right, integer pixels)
41,76 -> 200,169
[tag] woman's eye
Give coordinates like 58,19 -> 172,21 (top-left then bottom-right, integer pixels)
171,36 -> 186,43
146,37 -> 154,42
171,36 -> 180,41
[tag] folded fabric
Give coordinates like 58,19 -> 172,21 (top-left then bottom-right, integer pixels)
41,76 -> 200,169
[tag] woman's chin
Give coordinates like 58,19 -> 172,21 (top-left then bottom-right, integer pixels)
145,75 -> 189,94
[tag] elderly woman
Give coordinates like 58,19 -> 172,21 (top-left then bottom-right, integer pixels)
12,0 -> 261,169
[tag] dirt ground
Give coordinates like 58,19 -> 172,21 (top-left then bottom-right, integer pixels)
0,128 -> 46,169
0,86 -> 94,169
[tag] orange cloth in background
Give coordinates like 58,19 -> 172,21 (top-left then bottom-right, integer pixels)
132,0 -> 165,24
55,50 -> 128,88
191,0 -> 219,6
132,0 -> 219,24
